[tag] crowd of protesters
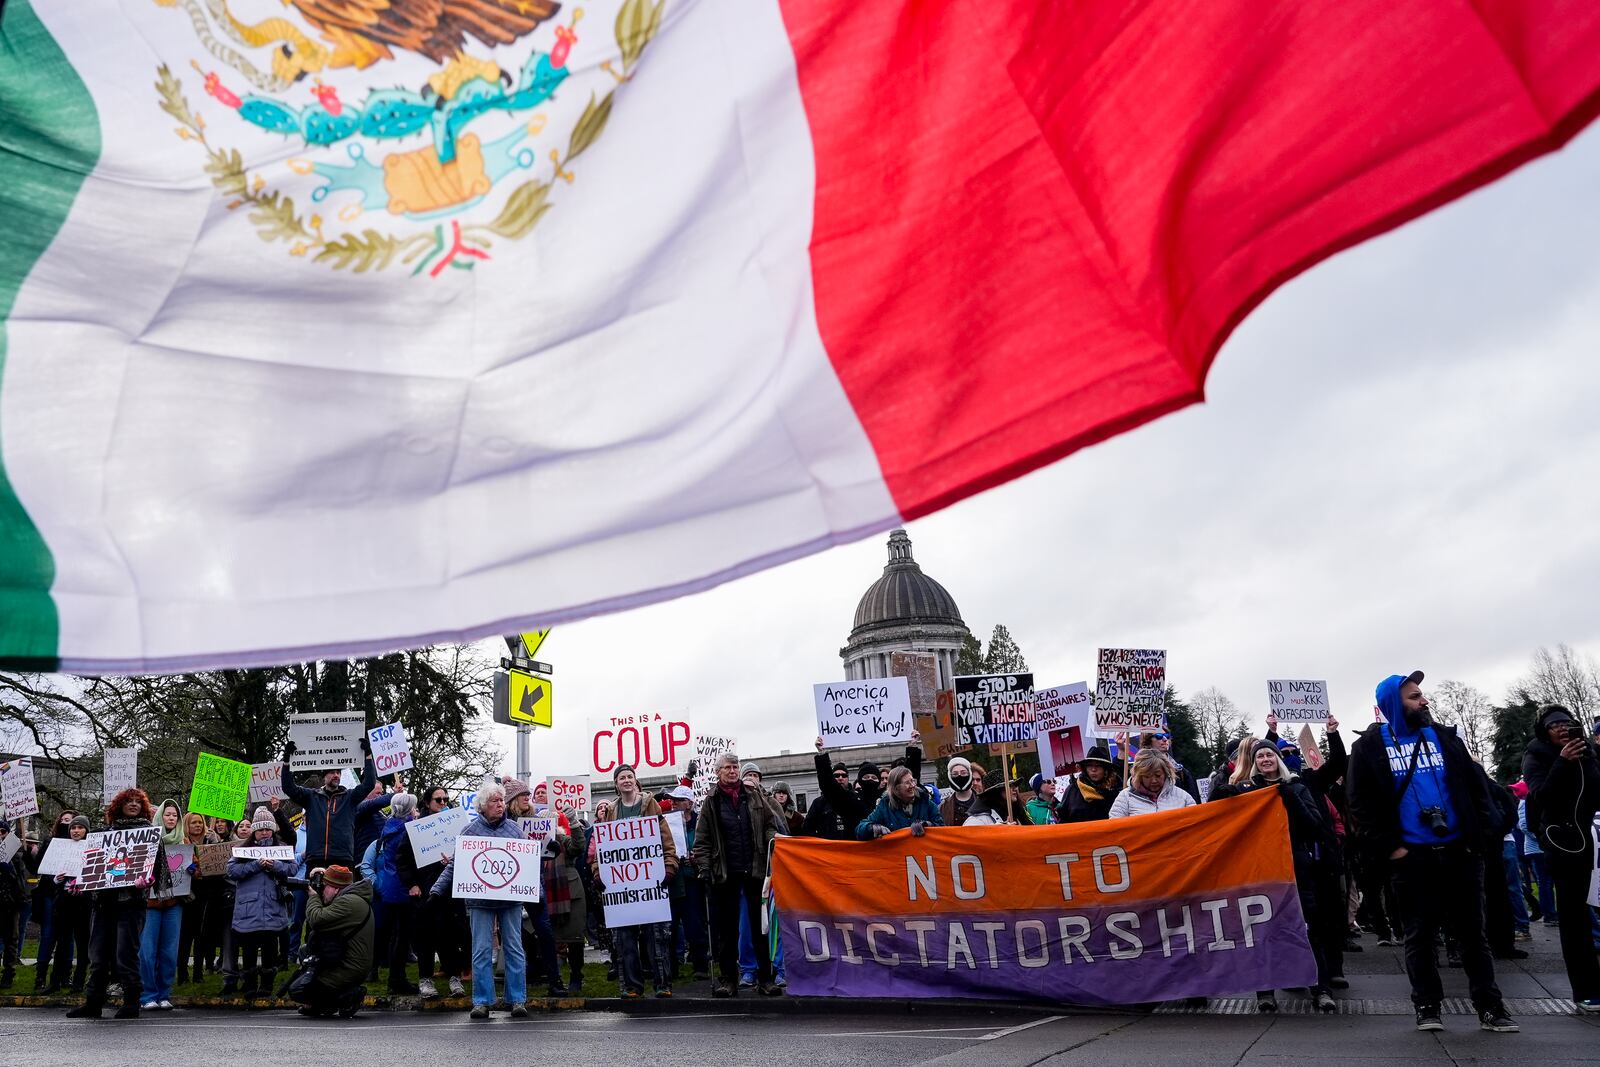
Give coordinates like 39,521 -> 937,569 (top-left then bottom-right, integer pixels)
1,670 -> 1596,1033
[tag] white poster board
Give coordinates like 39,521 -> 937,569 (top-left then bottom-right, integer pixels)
1094,648 -> 1167,732
103,748 -> 139,796
38,838 -> 87,878
593,815 -> 671,928
249,762 -> 288,803
691,734 -> 737,807
405,805 -> 473,866
1267,679 -> 1331,724
288,712 -> 366,771
0,833 -> 19,863
519,815 -> 556,845
231,845 -> 296,861
0,758 -> 39,820
1034,681 -> 1095,776
452,834 -> 543,903
545,776 -> 590,816
813,677 -> 913,746
589,713 -> 693,777
79,825 -> 161,891
663,811 -> 687,858
368,721 -> 414,776
166,844 -> 194,896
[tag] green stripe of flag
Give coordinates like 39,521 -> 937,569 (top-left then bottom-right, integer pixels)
0,0 -> 102,668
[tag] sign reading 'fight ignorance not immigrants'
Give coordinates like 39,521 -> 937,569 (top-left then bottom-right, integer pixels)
952,674 -> 1035,746
771,788 -> 1316,1005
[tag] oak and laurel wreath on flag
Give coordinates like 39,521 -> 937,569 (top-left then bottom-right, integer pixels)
153,0 -> 663,276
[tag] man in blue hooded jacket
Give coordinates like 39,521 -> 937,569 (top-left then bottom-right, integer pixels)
1348,670 -> 1517,1035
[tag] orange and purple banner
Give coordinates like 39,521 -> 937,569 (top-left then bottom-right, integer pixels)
771,788 -> 1316,1004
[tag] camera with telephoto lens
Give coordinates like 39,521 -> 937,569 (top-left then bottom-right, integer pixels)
285,871 -> 325,893
1420,806 -> 1450,837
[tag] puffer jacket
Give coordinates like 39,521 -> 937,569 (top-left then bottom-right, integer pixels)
1107,782 -> 1195,818
227,836 -> 291,933
376,814 -> 419,904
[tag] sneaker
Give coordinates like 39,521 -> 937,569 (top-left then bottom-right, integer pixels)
622,989 -> 642,999
1315,991 -> 1337,1014
1515,930 -> 1533,942
711,980 -> 733,998
1256,992 -> 1277,1014
418,978 -> 438,999
1576,999 -> 1600,1014
140,1001 -> 159,1011
774,975 -> 787,989
654,988 -> 673,999
158,1000 -> 174,1011
1478,1008 -> 1519,1033
738,975 -> 755,988
758,981 -> 782,997
1376,937 -> 1398,947
469,1005 -> 489,1020
1415,1005 -> 1443,1031
448,977 -> 466,998
509,1003 -> 528,1018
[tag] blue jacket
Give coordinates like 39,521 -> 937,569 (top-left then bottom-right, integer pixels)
281,757 -> 378,868
227,846 -> 291,934
856,791 -> 943,840
1373,674 -> 1460,845
375,815 -> 419,904
431,812 -> 523,908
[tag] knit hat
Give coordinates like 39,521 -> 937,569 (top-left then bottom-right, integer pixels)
770,782 -> 793,799
251,806 -> 274,828
1028,772 -> 1045,793
612,763 -> 637,784
323,865 -> 354,888
946,756 -> 973,787
740,762 -> 762,780
70,814 -> 91,831
502,777 -> 530,804
1080,746 -> 1115,768
390,792 -> 417,818
856,761 -> 880,781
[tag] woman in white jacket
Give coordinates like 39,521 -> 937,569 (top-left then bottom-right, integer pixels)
1107,751 -> 1196,818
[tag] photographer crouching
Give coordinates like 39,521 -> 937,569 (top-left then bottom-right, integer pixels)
284,866 -> 373,1018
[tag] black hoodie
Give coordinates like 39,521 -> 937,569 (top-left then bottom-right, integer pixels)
1521,706 -> 1600,856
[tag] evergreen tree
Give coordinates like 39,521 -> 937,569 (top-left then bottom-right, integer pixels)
1164,687 -> 1209,780
1490,688 -> 1540,783
981,624 -> 1029,674
953,632 -> 984,676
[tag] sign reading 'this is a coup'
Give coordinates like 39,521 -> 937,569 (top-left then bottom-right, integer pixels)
813,677 -> 913,747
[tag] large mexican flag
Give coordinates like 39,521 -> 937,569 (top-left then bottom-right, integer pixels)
2,0 -> 1597,671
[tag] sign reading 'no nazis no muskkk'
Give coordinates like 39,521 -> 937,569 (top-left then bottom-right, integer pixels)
452,835 -> 543,903
953,673 -> 1035,747
1266,680 -> 1331,724
771,787 -> 1316,1004
814,677 -> 913,746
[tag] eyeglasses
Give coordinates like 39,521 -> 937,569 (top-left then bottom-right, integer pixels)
1148,733 -> 1170,740
428,795 -> 446,805
832,771 -> 849,780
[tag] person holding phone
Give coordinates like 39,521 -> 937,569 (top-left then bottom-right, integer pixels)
1521,704 -> 1600,1012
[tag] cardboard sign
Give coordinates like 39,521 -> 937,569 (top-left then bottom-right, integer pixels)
38,838 -> 87,878
663,811 -> 687,858
891,651 -> 956,757
368,721 -> 414,776
289,711 -> 366,771
166,844 -> 194,896
103,748 -> 139,796
249,762 -> 288,803
452,834 -> 544,903
231,845 -> 295,861
1034,681 -> 1094,776
953,674 -> 1036,747
405,805 -> 473,867
590,713 -> 691,776
1267,679 -> 1331,725
189,752 -> 252,819
1095,648 -> 1168,732
79,825 -> 162,891
593,815 -> 671,929
814,677 -> 913,746
691,734 -> 737,807
545,776 -> 590,815
197,840 -> 236,877
0,758 -> 39,820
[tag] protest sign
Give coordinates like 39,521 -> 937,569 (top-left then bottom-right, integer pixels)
814,677 -> 913,747
189,752 -> 252,819
891,651 -> 957,758
405,805 -> 473,867
232,845 -> 296,861
1094,648 -> 1167,733
593,815 -> 671,928
773,787 -> 1316,1004
1034,681 -> 1094,777
103,748 -> 138,796
38,838 -> 87,878
663,811 -> 687,858
368,721 -> 414,776
452,834 -> 543,903
952,674 -> 1036,747
546,776 -> 590,816
519,815 -> 556,844
166,844 -> 194,896
0,833 -> 19,863
79,825 -> 162,891
1267,679 -> 1331,725
249,762 -> 287,803
590,713 -> 692,777
1298,725 -> 1323,770
197,841 -> 236,877
288,711 -> 366,771
691,734 -> 737,807
0,758 -> 39,820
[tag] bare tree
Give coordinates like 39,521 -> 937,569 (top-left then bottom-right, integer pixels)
1429,679 -> 1493,762
1190,687 -> 1245,760
1517,643 -> 1600,720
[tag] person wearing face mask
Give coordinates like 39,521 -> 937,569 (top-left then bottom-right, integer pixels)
1349,670 -> 1516,1035
1059,747 -> 1121,822
279,737 -> 378,870
46,815 -> 94,993
857,766 -> 942,838
939,757 -> 981,825
808,734 -> 923,840
31,809 -> 79,992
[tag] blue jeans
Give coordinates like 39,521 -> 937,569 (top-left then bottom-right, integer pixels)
614,921 -> 672,993
1527,852 -> 1556,922
1503,840 -> 1530,932
737,898 -> 784,984
33,895 -> 55,975
288,887 -> 308,960
138,904 -> 183,1002
469,904 -> 525,1007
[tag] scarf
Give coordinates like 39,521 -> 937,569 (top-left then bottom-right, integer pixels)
1077,779 -> 1106,803
717,782 -> 742,806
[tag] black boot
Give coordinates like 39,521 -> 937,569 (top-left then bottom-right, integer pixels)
257,970 -> 277,999
65,999 -> 103,1019
33,962 -> 49,994
0,968 -> 14,989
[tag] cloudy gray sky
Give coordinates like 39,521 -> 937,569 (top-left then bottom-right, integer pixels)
494,121 -> 1600,779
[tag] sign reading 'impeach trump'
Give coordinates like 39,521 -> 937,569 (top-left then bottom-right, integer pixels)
771,788 -> 1316,1005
